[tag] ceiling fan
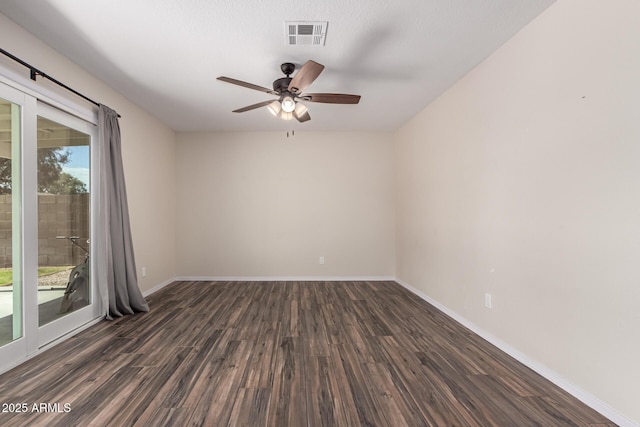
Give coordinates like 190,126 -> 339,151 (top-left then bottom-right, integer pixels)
217,60 -> 361,123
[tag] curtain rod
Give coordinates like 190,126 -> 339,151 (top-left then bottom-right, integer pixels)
0,47 -> 120,118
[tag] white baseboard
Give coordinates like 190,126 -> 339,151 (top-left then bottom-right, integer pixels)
141,276 -> 395,298
394,278 -> 638,427
141,277 -> 177,297
173,276 -> 395,282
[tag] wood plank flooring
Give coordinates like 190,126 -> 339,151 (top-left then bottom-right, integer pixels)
0,281 -> 615,426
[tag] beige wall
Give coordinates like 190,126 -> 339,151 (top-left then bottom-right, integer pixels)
394,0 -> 640,423
176,131 -> 395,278
0,13 -> 177,292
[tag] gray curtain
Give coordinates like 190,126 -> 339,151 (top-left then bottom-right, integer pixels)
97,105 -> 149,319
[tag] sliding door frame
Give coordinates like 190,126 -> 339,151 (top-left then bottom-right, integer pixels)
0,80 -> 37,372
0,71 -> 102,373
35,102 -> 101,348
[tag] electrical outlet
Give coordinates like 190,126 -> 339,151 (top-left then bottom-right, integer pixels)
319,256 -> 325,265
485,293 -> 492,309
141,267 -> 147,278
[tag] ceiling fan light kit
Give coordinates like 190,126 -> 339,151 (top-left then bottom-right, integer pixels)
217,60 -> 361,123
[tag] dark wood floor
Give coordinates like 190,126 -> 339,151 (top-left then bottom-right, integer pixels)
0,280 -> 614,426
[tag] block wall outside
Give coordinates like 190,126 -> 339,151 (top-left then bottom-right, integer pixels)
0,193 -> 89,268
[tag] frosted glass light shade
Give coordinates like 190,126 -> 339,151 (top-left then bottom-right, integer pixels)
281,96 -> 296,113
267,100 -> 281,116
294,102 -> 308,116
278,110 -> 293,120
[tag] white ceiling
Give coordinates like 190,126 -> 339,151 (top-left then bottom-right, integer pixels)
0,0 -> 555,132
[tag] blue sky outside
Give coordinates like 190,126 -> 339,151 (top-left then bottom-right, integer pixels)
61,145 -> 90,188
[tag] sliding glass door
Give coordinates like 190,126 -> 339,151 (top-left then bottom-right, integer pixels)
0,89 -> 24,354
0,81 -> 100,372
36,104 -> 98,346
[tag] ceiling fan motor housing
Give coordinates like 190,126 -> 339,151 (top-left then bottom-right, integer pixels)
272,77 -> 292,94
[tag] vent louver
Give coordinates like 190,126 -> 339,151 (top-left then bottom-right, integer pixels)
284,21 -> 327,46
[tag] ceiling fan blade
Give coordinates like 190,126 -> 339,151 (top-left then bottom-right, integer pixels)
288,60 -> 325,94
232,100 -> 274,113
302,93 -> 361,104
217,76 -> 278,95
294,110 -> 311,123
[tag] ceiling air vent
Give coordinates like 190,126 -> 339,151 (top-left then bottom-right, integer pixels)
284,21 -> 327,46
